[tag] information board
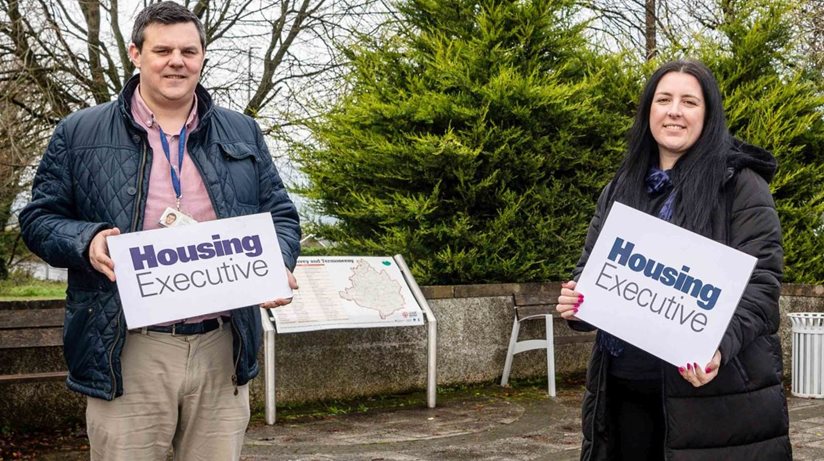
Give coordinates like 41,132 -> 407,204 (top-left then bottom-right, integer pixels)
271,256 -> 424,333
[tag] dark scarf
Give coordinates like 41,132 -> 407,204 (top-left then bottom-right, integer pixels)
596,167 -> 674,357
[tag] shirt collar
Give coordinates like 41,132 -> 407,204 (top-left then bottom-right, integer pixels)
131,85 -> 199,133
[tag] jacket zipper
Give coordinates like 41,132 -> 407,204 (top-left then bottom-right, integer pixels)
130,142 -> 149,232
660,364 -> 669,460
108,141 -> 149,399
185,132 -> 221,219
186,131 -> 244,392
731,356 -> 750,384
107,305 -> 121,399
586,354 -> 605,461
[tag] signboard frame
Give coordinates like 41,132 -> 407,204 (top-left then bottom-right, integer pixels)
260,254 -> 437,424
269,256 -> 425,333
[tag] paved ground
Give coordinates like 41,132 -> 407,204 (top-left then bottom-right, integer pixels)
11,383 -> 824,460
240,385 -> 824,461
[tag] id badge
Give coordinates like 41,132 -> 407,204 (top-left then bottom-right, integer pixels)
159,207 -> 198,227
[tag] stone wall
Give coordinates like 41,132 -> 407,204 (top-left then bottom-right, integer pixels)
3,283 -> 823,429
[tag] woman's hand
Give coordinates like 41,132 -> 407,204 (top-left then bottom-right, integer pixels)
556,280 -> 584,321
679,350 -> 721,387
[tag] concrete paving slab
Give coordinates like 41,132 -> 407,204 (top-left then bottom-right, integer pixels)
243,387 -> 581,461
6,384 -> 824,460
241,386 -> 824,461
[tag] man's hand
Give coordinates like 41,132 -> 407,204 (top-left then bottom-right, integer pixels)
89,228 -> 121,282
260,269 -> 298,309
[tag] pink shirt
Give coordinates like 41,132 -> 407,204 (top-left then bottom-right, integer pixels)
131,87 -> 226,325
131,88 -> 217,228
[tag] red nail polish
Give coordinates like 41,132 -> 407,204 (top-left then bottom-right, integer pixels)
574,303 -> 580,308
578,295 -> 583,302
573,308 -> 579,314
705,366 -> 712,373
687,363 -> 692,370
694,363 -> 699,371
678,367 -> 686,373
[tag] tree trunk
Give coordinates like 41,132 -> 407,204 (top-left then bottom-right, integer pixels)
645,0 -> 657,60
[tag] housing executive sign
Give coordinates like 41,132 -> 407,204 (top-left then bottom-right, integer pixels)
575,202 -> 757,367
107,213 -> 292,329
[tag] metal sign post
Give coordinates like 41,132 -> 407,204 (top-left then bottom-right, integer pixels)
260,254 -> 437,424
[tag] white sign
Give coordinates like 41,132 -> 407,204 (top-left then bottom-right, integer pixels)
575,202 -> 756,367
270,256 -> 424,333
108,213 -> 292,329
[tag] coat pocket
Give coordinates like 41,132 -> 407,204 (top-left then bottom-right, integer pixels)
63,291 -> 101,378
731,356 -> 751,385
218,142 -> 260,208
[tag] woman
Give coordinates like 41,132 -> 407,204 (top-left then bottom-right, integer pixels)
556,60 -> 791,460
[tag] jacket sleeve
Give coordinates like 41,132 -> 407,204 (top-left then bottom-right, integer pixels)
251,119 -> 301,271
19,122 -> 110,271
567,183 -> 614,333
717,168 -> 783,365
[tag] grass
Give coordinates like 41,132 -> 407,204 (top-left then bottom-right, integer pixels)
0,275 -> 66,300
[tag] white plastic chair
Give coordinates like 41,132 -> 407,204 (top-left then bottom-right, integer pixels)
500,295 -> 556,397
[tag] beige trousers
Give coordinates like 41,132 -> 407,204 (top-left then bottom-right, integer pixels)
86,326 -> 250,461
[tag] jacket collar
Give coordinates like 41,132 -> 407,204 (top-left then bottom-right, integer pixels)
118,74 -> 215,131
725,137 -> 777,184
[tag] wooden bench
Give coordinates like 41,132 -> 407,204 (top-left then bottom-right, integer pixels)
0,300 -> 67,384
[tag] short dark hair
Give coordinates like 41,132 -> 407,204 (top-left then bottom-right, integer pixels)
613,60 -> 730,234
131,1 -> 206,51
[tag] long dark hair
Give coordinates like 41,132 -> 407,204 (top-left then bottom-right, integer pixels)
612,60 -> 731,235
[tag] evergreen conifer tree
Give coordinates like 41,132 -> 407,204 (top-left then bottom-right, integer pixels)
691,0 -> 824,282
296,0 -> 637,284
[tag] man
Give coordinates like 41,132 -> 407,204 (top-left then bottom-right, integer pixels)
163,210 -> 177,226
19,2 -> 300,460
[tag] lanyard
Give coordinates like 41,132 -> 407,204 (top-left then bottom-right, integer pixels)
158,125 -> 187,210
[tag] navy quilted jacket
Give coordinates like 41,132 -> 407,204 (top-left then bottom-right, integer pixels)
19,75 -> 301,400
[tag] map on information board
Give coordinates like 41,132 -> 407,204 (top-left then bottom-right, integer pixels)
270,256 -> 424,333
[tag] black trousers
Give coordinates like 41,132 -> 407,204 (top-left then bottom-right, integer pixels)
606,375 -> 665,461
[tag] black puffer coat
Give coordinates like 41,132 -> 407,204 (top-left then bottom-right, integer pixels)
571,140 -> 790,460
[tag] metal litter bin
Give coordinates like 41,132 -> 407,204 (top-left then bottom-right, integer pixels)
789,313 -> 824,398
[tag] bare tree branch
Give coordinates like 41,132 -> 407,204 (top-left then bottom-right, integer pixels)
107,0 -> 134,87
0,0 -> 389,261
